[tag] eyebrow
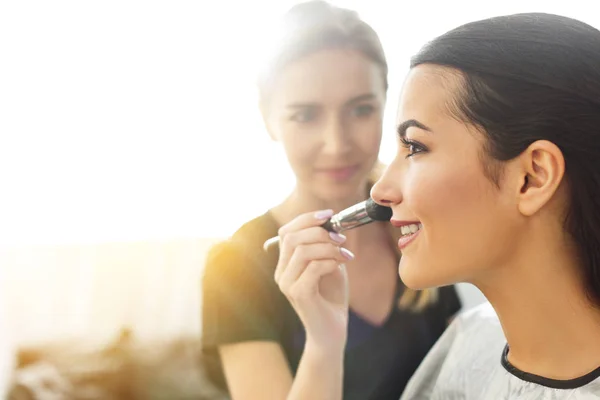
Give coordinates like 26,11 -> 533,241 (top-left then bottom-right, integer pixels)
345,93 -> 376,106
286,93 -> 376,109
396,119 -> 433,138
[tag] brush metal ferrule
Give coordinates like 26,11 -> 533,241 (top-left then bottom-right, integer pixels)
325,200 -> 372,233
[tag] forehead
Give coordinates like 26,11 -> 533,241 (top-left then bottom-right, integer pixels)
270,49 -> 385,105
396,64 -> 463,125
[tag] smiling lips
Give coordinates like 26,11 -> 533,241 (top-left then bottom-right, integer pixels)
391,220 -> 423,250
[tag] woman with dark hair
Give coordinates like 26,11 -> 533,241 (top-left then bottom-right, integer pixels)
275,12 -> 600,399
200,1 -> 461,399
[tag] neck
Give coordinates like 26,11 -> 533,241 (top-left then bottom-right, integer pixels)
476,224 -> 600,380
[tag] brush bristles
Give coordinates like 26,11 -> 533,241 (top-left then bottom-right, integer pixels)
365,198 -> 392,221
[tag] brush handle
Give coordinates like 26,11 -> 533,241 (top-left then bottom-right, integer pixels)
262,219 -> 337,252
262,235 -> 281,251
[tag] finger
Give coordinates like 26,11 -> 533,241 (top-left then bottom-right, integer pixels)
277,209 -> 334,238
278,227 -> 332,272
275,209 -> 337,280
278,242 -> 351,292
275,228 -> 347,282
275,227 -> 330,282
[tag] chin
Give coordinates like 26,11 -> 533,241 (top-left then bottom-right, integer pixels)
318,183 -> 364,202
398,257 -> 458,290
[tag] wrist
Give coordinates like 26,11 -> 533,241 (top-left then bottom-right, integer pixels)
304,337 -> 346,362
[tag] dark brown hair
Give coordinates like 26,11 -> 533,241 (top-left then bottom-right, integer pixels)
412,13 -> 600,306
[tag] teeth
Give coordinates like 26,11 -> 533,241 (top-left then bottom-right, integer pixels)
400,223 -> 422,236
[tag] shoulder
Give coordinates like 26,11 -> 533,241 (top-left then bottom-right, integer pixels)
232,212 -> 279,245
206,212 -> 278,266
401,302 -> 506,399
448,302 -> 504,350
445,303 -> 505,371
455,301 -> 501,331
209,211 -> 277,252
203,212 -> 280,283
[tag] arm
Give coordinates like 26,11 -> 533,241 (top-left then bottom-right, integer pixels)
202,240 -> 294,399
220,341 -> 343,400
287,342 -> 344,400
203,212 -> 349,400
219,342 -> 293,400
220,338 -> 344,400
271,210 -> 351,400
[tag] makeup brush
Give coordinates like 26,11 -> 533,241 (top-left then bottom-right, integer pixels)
263,198 -> 392,251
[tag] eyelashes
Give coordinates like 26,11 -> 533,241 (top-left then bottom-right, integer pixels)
399,137 -> 428,158
289,108 -> 317,123
352,104 -> 375,117
288,103 -> 377,124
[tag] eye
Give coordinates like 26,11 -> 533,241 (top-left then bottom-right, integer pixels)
290,107 -> 318,123
352,104 -> 375,118
399,137 -> 428,158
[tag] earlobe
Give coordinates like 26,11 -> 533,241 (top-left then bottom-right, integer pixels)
517,140 -> 565,216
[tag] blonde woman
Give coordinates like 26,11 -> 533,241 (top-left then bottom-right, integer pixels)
200,2 -> 461,399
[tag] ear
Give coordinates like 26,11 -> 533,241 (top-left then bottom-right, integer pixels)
516,140 -> 565,216
259,101 -> 278,142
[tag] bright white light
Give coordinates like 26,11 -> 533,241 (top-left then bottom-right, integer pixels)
0,0 -> 597,245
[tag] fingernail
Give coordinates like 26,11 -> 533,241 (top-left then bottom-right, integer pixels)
314,209 -> 334,220
340,247 -> 354,260
329,232 -> 346,243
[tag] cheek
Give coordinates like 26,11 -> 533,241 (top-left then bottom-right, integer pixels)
406,159 -> 495,229
280,132 -> 319,170
399,158 -> 504,286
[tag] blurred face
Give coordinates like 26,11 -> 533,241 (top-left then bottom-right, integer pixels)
371,64 -> 521,289
265,49 -> 386,202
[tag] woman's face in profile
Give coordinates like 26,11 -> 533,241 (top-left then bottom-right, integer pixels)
372,64 -> 521,289
265,49 -> 386,202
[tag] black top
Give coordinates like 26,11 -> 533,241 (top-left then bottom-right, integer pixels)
201,212 -> 462,400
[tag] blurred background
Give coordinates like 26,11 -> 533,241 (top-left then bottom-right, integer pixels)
1,0 -> 598,398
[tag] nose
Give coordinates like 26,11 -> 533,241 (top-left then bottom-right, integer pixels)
370,162 -> 403,207
322,115 -> 351,155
